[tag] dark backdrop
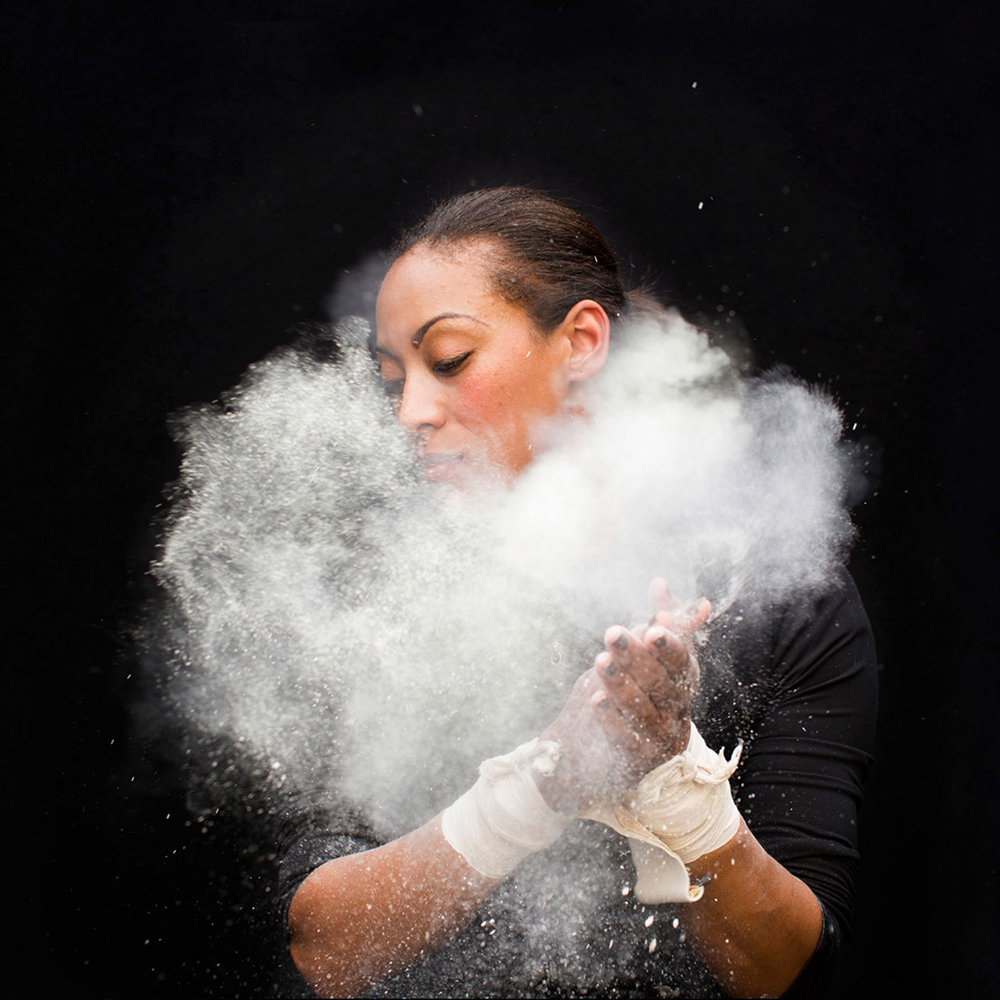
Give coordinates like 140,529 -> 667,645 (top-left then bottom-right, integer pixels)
10,2 -> 998,997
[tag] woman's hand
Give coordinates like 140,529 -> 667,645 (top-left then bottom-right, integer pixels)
595,579 -> 711,786
537,580 -> 711,814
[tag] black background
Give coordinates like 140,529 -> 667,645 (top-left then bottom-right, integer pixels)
10,2 -> 998,997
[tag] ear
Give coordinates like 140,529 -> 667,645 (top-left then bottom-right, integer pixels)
560,299 -> 610,382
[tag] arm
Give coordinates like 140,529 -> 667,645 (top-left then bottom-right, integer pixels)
287,816 -> 500,998
287,667 -> 608,998
714,574 -> 878,994
566,589 -> 831,998
288,612 -> 818,1000
288,579 -> 872,998
681,819 -> 822,997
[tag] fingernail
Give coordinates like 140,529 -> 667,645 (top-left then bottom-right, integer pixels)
612,631 -> 629,652
652,633 -> 667,648
605,661 -> 619,677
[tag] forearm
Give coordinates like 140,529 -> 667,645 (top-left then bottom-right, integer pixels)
288,815 -> 501,998
680,819 -> 823,998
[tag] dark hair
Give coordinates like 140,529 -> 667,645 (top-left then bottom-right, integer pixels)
390,186 -> 628,335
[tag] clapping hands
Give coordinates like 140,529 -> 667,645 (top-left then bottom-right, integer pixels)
538,579 -> 711,814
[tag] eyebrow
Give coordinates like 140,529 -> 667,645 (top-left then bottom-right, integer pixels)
375,313 -> 486,361
375,312 -> 485,360
412,312 -> 485,347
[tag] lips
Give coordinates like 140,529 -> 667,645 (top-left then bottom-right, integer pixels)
420,453 -> 464,482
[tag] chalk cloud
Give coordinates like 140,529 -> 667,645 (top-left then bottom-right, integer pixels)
147,309 -> 857,836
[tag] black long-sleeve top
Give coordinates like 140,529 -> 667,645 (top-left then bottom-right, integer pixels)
274,569 -> 877,998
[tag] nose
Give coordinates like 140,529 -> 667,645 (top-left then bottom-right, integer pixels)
396,370 -> 447,434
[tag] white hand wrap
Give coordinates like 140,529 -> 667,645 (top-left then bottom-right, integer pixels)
441,738 -> 572,879
627,722 -> 742,863
584,722 -> 742,903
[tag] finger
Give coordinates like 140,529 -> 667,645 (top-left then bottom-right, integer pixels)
622,652 -> 694,721
599,665 -> 660,728
589,682 -> 650,752
573,668 -> 605,709
600,629 -> 676,691
596,649 -> 666,731
591,687 -> 613,714
590,678 -> 687,777
591,691 -> 645,754
550,669 -> 602,730
604,625 -> 644,671
641,628 -> 700,710
604,626 -> 663,691
649,597 -> 713,638
684,597 -> 712,631
647,578 -> 681,628
595,649 -> 624,686
649,577 -> 677,613
642,625 -> 691,675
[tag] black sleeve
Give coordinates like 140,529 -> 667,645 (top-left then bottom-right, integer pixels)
781,901 -> 840,999
273,785 -> 381,929
733,571 -> 878,967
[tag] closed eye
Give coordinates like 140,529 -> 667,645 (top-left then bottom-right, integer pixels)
433,351 -> 472,376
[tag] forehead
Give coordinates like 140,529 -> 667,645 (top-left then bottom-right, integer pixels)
376,244 -> 500,326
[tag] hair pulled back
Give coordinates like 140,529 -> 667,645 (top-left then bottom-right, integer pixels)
390,186 -> 628,335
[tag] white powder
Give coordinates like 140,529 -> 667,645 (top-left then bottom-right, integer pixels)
148,309 -> 857,835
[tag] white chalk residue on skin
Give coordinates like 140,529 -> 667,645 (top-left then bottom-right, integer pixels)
149,311 -> 855,836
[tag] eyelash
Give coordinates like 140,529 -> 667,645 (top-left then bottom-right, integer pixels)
433,350 -> 472,375
382,351 -> 472,397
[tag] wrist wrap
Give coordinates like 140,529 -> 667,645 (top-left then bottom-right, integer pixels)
441,738 -> 571,878
583,722 -> 742,903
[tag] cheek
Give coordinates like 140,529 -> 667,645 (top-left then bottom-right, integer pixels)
451,369 -> 519,427
450,350 -> 566,443
470,358 -> 563,423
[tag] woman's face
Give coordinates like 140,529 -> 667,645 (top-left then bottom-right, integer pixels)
375,244 -> 578,487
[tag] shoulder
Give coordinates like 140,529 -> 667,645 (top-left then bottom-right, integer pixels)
722,567 -> 875,691
764,567 -> 878,720
275,785 -> 381,925
698,567 -> 878,749
772,566 -> 874,655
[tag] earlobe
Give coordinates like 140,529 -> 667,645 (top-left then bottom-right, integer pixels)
565,300 -> 611,382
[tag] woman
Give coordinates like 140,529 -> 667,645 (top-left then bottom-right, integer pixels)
280,187 -> 876,998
